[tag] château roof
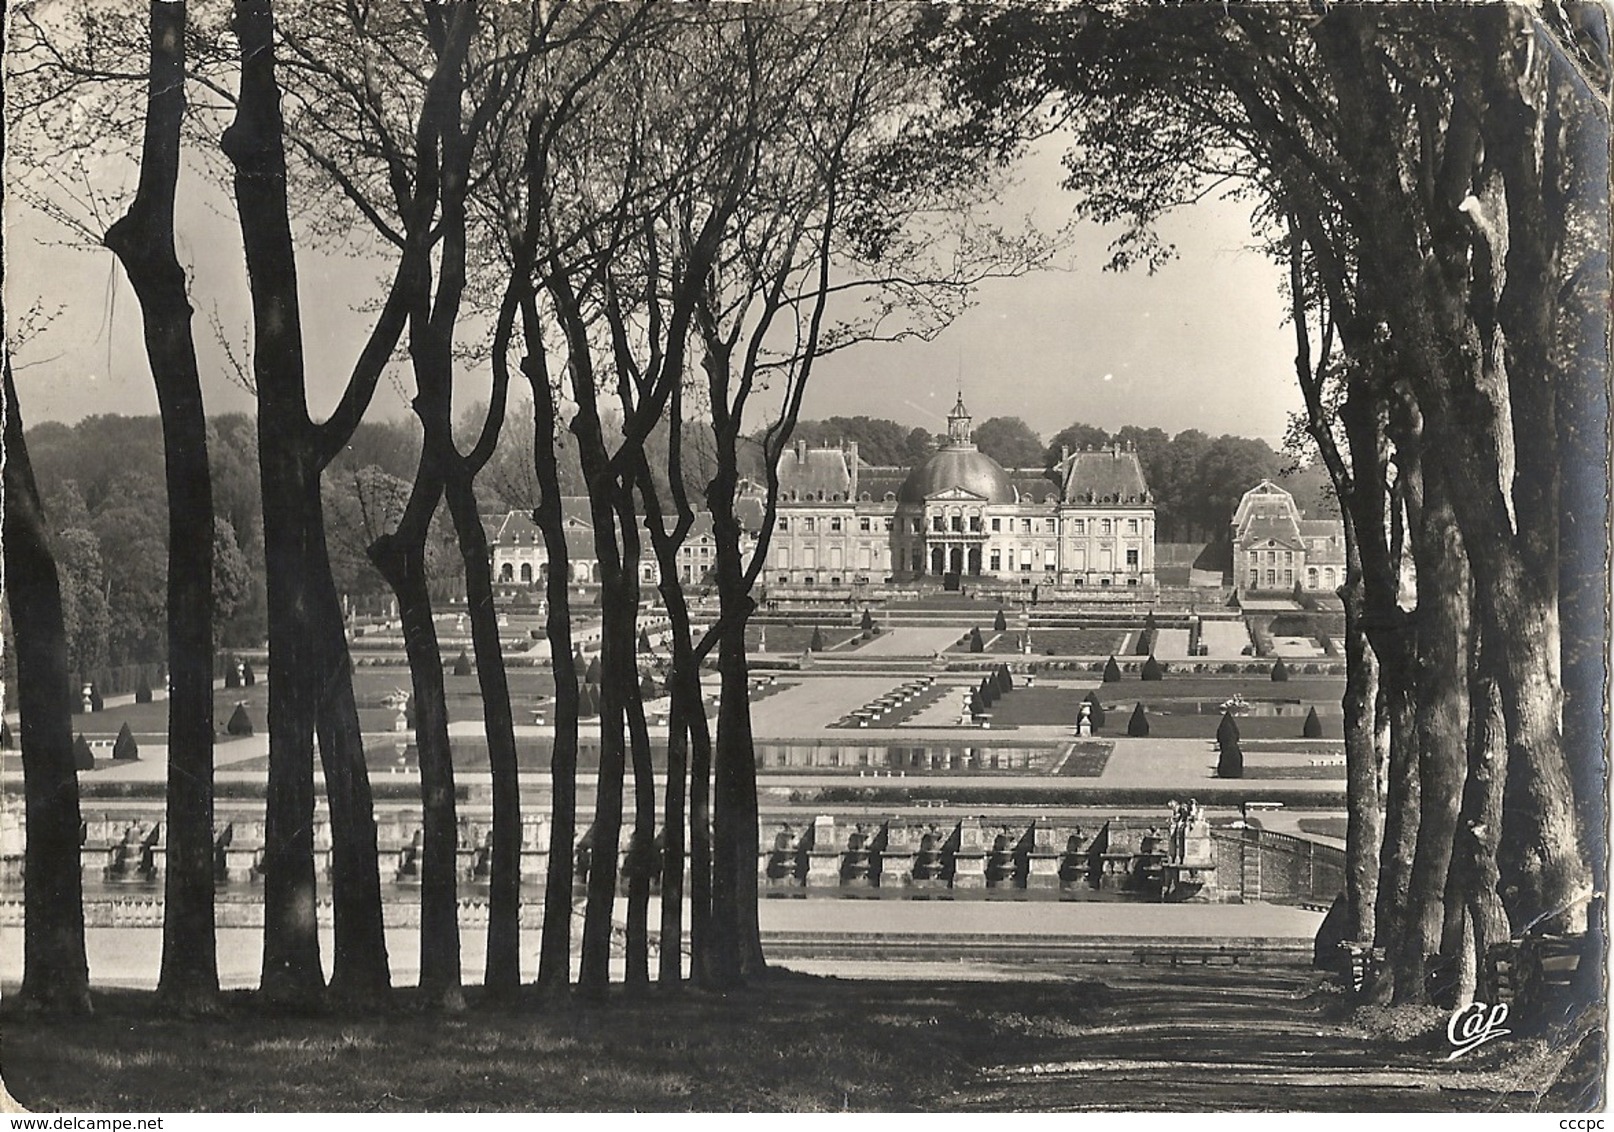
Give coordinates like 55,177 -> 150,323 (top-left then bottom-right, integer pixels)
1057,448 -> 1151,505
776,444 -> 855,501
899,447 -> 1017,504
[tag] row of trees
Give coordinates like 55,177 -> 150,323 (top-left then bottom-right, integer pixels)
5,0 -> 1046,1011
923,2 -> 1607,1009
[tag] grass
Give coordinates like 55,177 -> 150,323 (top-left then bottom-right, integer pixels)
971,628 -> 1130,655
974,685 -> 1338,741
0,974 -> 1109,1112
6,968 -> 1594,1112
748,624 -> 861,654
53,671 -> 571,741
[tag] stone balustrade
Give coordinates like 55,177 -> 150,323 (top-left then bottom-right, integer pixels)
4,812 -> 1377,906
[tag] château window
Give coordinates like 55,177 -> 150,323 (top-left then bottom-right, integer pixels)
991,518 -> 1001,532
805,517 -> 816,532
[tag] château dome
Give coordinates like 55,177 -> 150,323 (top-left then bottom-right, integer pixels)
897,393 -> 1016,504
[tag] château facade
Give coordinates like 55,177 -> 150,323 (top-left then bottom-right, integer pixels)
491,501 -> 756,589
1231,479 -> 1346,595
765,395 -> 1156,589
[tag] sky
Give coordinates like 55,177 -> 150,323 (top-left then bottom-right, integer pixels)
5,129 -> 1303,447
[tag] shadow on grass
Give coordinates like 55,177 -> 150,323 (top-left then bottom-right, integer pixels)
0,970 -> 1109,1112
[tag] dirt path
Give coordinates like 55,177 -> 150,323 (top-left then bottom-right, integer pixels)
941,966 -> 1575,1112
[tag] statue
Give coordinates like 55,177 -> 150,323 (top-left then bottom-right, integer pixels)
384,687 -> 411,733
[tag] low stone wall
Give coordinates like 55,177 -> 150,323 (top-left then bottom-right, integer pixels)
7,810 -> 1342,908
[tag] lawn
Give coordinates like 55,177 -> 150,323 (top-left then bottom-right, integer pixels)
0,974 -> 1106,1112
2,968 -> 1594,1112
57,671 -> 569,741
949,627 -> 1132,656
748,623 -> 862,654
975,683 -> 1342,741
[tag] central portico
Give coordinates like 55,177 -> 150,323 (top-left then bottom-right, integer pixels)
766,392 -> 1157,591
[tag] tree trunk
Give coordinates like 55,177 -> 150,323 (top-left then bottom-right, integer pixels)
250,462 -> 325,1007
224,0 -> 325,1008
312,582 -> 391,1004
623,682 -> 656,991
579,549 -> 628,997
653,575 -> 702,987
369,528 -> 461,1004
1338,569 -> 1380,947
445,476 -> 522,994
1393,460 -> 1468,1004
2,360 -> 92,1015
1367,632 -> 1418,1002
709,563 -> 765,985
517,312 -> 581,995
102,0 -> 217,1012
614,488 -> 655,991
1440,610 -> 1510,1007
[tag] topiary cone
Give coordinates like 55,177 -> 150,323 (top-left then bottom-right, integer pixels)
224,658 -> 240,690
113,722 -> 139,761
242,660 -> 256,687
1217,710 -> 1240,750
226,702 -> 254,737
1103,656 -> 1122,683
89,682 -> 104,712
73,733 -> 95,771
1271,656 -> 1289,682
994,609 -> 1007,631
1126,702 -> 1150,737
1083,691 -> 1106,728
862,608 -> 875,631
810,625 -> 825,652
1217,737 -> 1245,778
453,649 -> 473,677
585,656 -> 602,684
134,672 -> 153,705
1303,705 -> 1323,739
639,628 -> 653,652
969,627 -> 984,653
1141,655 -> 1164,681
997,664 -> 1012,692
